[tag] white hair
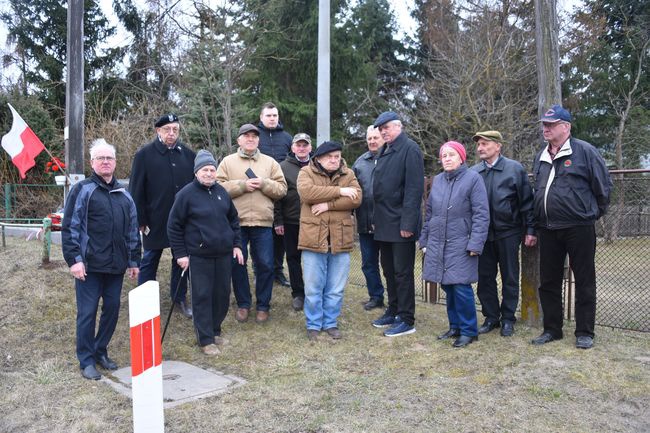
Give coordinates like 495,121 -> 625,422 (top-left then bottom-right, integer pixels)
89,138 -> 116,159
366,125 -> 379,135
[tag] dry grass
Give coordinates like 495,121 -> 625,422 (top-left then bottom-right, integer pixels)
1,237 -> 649,433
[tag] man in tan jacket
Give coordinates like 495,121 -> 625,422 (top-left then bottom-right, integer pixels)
297,141 -> 361,340
216,124 -> 287,323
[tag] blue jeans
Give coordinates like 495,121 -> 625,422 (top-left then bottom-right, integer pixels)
302,250 -> 350,330
359,233 -> 385,300
232,227 -> 274,311
442,284 -> 478,337
75,272 -> 123,368
138,248 -> 187,302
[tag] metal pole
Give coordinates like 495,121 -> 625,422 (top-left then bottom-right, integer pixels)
65,0 -> 85,205
4,184 -> 11,219
316,0 -> 331,145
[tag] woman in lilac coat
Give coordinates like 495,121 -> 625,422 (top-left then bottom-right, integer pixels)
419,141 -> 489,347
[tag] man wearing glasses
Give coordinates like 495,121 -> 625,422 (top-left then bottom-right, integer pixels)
129,113 -> 196,318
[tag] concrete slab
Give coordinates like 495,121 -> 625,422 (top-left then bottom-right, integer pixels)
103,360 -> 246,408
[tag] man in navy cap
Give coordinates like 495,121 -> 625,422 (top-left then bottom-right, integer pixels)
130,113 -> 196,318
370,111 -> 424,337
531,104 -> 612,349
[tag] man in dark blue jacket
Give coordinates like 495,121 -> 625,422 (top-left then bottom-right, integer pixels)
370,112 -> 424,337
531,105 -> 612,349
257,102 -> 292,288
129,114 -> 196,318
471,130 -> 536,337
62,139 -> 141,380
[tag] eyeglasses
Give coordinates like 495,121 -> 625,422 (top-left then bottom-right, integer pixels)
160,126 -> 180,134
93,156 -> 116,162
294,142 -> 311,147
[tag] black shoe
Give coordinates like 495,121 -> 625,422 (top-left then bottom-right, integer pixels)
531,332 -> 559,345
96,355 -> 118,370
363,298 -> 384,311
275,273 -> 290,287
500,321 -> 514,337
452,335 -> 478,347
81,364 -> 101,380
576,336 -> 594,349
437,329 -> 460,340
478,320 -> 500,334
292,296 -> 304,311
175,301 -> 193,319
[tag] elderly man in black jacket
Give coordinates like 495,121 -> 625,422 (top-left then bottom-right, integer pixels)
370,112 -> 424,337
471,130 -> 536,337
129,114 -> 196,318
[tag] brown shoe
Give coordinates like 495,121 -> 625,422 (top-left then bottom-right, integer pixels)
325,327 -> 342,339
214,336 -> 229,346
201,344 -> 220,356
307,329 -> 320,341
235,308 -> 249,323
255,310 -> 269,323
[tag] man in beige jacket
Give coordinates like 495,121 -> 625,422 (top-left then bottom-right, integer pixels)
216,124 -> 287,323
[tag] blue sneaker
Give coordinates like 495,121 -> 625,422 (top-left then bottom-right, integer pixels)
383,321 -> 416,337
372,311 -> 399,328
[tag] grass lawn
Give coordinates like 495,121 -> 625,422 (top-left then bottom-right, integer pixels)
1,237 -> 649,432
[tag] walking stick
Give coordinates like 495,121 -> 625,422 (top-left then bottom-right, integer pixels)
161,268 -> 187,345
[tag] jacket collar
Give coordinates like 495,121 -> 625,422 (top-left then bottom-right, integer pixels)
238,147 -> 260,160
444,163 -> 468,180
476,155 -> 504,172
540,138 -> 572,164
257,121 -> 285,133
379,131 -> 407,157
153,137 -> 183,155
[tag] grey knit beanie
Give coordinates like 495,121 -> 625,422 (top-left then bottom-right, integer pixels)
194,149 -> 218,173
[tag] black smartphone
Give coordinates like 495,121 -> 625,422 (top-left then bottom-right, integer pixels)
245,168 -> 257,178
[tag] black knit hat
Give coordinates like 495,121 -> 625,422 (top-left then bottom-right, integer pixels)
194,149 -> 218,173
313,141 -> 343,158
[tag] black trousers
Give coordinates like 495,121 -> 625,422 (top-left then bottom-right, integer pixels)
282,223 -> 304,298
477,233 -> 521,323
538,225 -> 597,338
189,255 -> 232,347
273,231 -> 286,276
378,241 -> 416,326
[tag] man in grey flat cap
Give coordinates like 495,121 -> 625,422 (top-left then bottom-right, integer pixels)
130,113 -> 196,318
370,111 -> 424,337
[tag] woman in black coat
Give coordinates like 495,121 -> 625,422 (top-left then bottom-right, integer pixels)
167,150 -> 244,356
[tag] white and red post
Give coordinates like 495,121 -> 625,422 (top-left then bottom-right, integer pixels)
129,281 -> 164,432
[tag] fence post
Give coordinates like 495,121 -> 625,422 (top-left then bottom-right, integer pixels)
42,218 -> 52,264
521,245 -> 542,327
4,183 -> 11,219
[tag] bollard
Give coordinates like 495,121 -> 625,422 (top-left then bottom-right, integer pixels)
42,217 -> 52,264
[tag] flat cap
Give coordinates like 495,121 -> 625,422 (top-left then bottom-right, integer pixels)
539,104 -> 572,123
472,130 -> 503,142
313,141 -> 343,158
155,113 -> 180,128
238,123 -> 260,136
292,132 -> 312,144
373,111 -> 399,128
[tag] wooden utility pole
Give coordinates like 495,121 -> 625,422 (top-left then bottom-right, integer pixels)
65,0 -> 85,181
522,0 -> 562,326
316,0 -> 330,145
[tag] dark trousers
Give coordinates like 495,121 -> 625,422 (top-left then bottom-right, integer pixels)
232,226 -> 274,311
538,225 -> 597,338
283,223 -> 304,299
477,233 -> 521,323
359,233 -> 385,301
75,272 -> 123,369
190,255 -> 232,347
378,241 -> 416,326
273,231 -> 286,276
138,248 -> 187,302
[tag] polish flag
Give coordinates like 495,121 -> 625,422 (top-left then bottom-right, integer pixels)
1,104 -> 46,179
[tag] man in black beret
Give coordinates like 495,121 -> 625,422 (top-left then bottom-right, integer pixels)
129,113 -> 196,318
370,111 -> 424,337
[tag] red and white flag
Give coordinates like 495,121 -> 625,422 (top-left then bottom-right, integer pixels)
1,104 -> 46,179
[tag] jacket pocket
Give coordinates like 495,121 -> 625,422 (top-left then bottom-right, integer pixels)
340,217 -> 354,250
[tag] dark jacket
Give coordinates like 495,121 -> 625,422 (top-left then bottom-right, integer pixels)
471,156 -> 535,241
129,137 -> 196,250
352,150 -> 380,234
257,121 -> 292,163
372,131 -> 424,242
62,172 -> 141,274
532,137 -> 612,230
167,179 -> 242,259
419,164 -> 489,285
274,153 -> 310,227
